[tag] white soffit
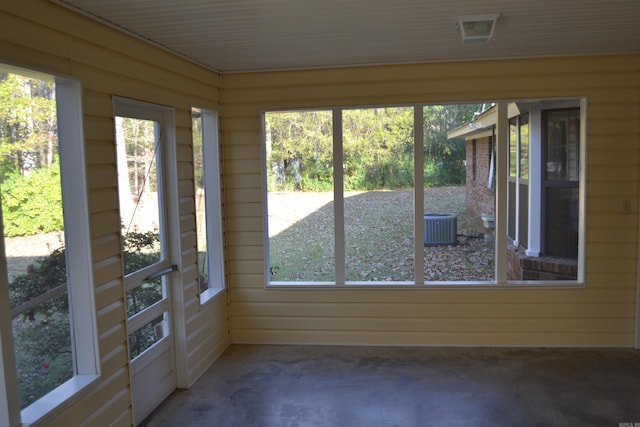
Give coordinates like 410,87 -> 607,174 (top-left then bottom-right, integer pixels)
53,0 -> 640,72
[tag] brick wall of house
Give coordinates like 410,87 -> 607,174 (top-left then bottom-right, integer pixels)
466,136 -> 495,221
506,238 -> 578,281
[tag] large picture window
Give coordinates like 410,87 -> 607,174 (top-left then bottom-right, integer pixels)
0,65 -> 98,425
263,100 -> 585,286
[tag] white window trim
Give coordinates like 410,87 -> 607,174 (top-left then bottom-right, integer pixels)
264,101 -> 586,289
198,109 -> 226,305
0,68 -> 99,426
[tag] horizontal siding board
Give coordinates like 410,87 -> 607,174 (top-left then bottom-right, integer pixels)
86,140 -> 117,166
82,115 -> 115,143
69,38 -> 214,100
98,322 -> 128,357
100,343 -> 129,380
53,368 -> 131,427
91,234 -> 121,264
95,279 -> 125,311
231,329 -> 634,347
0,10 -> 71,59
228,287 -> 637,304
224,55 -> 640,89
89,188 -> 119,214
90,211 -> 121,238
87,164 -> 118,190
231,316 -> 634,334
230,302 -> 635,320
93,256 -> 123,286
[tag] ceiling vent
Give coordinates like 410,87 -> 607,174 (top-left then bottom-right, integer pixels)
456,13 -> 500,43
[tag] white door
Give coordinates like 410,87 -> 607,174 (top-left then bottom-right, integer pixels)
114,99 -> 177,425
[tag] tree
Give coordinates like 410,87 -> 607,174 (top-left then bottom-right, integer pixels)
0,73 -> 57,179
265,105 -> 482,192
423,104 -> 483,186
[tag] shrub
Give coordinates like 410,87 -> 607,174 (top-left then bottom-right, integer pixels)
9,230 -> 162,406
0,165 -> 63,236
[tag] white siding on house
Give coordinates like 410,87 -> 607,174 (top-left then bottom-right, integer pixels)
0,1 -> 229,425
222,54 -> 640,348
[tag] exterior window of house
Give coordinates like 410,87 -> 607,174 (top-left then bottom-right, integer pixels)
508,119 -> 518,239
0,66 -> 98,425
471,140 -> 477,182
544,108 -> 580,258
191,108 -> 225,303
502,104 -> 580,279
508,114 -> 530,247
518,114 -> 529,248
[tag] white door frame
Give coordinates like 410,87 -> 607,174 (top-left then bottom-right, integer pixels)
113,97 -> 182,424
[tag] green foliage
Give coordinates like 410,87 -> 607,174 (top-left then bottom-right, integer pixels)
0,73 -> 57,180
0,164 -> 63,236
265,104 -> 482,192
9,230 -> 162,407
13,309 -> 72,408
9,247 -> 67,318
121,229 -> 161,275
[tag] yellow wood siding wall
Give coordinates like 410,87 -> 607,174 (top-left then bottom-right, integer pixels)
223,55 -> 640,347
0,1 -> 229,426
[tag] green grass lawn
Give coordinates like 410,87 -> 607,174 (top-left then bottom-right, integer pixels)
268,186 -> 494,282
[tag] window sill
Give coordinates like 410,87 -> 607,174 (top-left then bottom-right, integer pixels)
267,281 -> 585,289
21,374 -> 100,426
200,287 -> 226,308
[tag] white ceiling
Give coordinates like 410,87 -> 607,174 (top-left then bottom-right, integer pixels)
54,0 -> 640,73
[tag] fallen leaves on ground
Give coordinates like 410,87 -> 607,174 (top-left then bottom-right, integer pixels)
268,187 -> 494,282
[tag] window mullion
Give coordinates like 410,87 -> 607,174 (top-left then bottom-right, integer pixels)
413,106 -> 424,285
514,116 -> 521,246
495,102 -> 509,284
333,109 -> 345,286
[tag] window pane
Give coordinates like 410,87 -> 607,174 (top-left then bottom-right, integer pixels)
1,72 -> 73,408
544,107 -> 580,264
191,110 -> 208,293
545,187 -> 579,259
425,105 -> 494,282
342,107 -> 414,282
545,110 -> 579,182
265,111 -> 334,281
509,118 -> 517,177
519,114 -> 529,180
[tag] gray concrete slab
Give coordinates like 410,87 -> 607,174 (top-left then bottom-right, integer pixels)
141,345 -> 640,427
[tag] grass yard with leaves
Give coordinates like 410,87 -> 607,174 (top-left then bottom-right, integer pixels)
268,186 -> 494,282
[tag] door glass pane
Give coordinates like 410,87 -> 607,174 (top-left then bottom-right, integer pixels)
1,72 -> 73,408
128,314 -> 168,359
116,117 -> 164,273
126,277 -> 163,317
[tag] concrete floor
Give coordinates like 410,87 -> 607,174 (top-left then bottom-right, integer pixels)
141,345 -> 640,427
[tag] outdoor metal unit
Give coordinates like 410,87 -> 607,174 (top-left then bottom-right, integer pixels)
423,214 -> 457,246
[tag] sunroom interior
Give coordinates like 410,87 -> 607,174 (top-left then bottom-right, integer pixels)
1,0 -> 639,425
